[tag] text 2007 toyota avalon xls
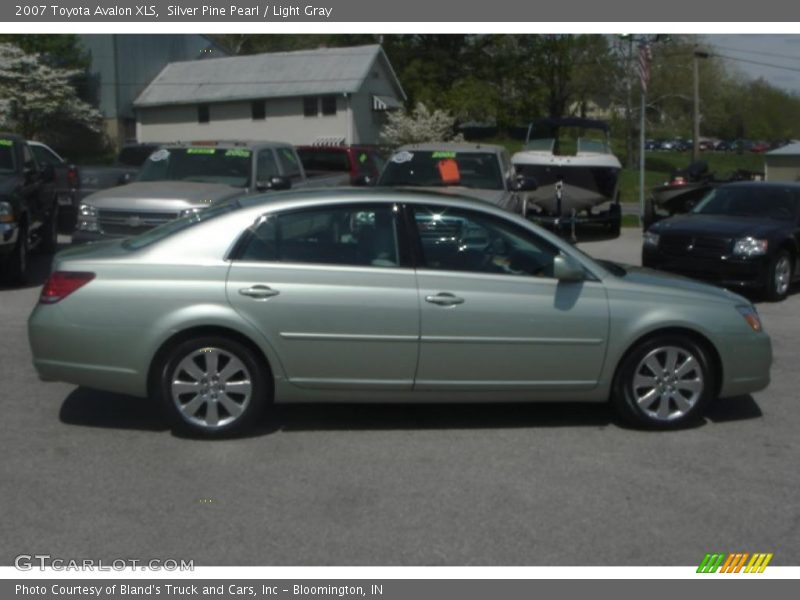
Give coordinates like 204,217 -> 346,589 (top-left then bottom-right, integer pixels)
29,189 -> 771,436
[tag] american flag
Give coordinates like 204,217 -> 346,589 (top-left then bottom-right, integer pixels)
638,42 -> 653,93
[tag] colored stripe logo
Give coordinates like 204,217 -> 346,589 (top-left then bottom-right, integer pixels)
697,553 -> 773,573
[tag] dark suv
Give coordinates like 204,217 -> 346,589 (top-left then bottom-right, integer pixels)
642,181 -> 800,301
0,133 -> 59,284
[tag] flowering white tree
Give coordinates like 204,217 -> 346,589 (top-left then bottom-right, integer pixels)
0,42 -> 102,139
380,102 -> 464,147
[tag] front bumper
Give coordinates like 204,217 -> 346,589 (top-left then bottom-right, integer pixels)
642,247 -> 770,290
717,331 -> 772,398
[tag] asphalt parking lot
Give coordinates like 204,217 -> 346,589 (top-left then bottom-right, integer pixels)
1,229 -> 798,566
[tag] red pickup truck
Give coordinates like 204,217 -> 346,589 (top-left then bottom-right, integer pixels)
296,145 -> 386,185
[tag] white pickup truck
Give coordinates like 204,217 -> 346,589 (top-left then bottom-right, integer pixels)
74,141 -> 346,243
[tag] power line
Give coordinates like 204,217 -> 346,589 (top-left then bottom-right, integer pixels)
712,52 -> 800,75
711,44 -> 800,63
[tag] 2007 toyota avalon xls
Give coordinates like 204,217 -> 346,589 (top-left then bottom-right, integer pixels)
28,189 -> 772,436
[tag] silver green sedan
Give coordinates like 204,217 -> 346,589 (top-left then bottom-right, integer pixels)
28,189 -> 772,436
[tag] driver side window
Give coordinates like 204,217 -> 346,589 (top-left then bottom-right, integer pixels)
412,205 -> 559,277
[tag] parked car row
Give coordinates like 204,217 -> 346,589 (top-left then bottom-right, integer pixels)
645,138 -> 796,153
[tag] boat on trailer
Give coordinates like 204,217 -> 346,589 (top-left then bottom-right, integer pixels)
512,117 -> 622,236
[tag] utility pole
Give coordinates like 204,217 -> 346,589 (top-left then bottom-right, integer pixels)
692,49 -> 709,161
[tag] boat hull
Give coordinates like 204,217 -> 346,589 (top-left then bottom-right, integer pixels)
513,154 -> 621,217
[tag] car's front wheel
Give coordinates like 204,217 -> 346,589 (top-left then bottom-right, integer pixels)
765,250 -> 793,302
157,336 -> 269,437
612,335 -> 714,429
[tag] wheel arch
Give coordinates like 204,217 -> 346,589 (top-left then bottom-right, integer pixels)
146,325 -> 275,400
611,326 -> 723,400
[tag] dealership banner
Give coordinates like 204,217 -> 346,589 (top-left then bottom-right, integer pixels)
3,0 -> 800,22
4,579 -> 800,599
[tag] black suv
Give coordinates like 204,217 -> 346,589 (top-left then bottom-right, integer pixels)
642,181 -> 800,301
0,133 -> 59,284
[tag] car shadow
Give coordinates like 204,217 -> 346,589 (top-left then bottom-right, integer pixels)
704,394 -> 763,423
58,389 -> 762,437
59,388 -> 168,432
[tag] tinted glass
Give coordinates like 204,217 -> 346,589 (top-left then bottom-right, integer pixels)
239,205 -> 399,268
276,147 -> 302,180
31,145 -> 62,166
0,142 -> 15,174
380,150 -> 504,190
412,205 -> 559,277
297,148 -> 350,173
256,150 -> 279,181
693,185 -> 800,221
117,145 -> 160,167
138,147 -> 252,187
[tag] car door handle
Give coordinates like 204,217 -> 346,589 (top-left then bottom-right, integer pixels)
239,285 -> 280,299
425,292 -> 465,306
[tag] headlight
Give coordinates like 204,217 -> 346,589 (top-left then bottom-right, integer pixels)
643,231 -> 660,247
78,203 -> 97,218
179,207 -> 204,218
0,201 -> 14,224
733,237 -> 768,257
737,305 -> 763,333
77,203 -> 99,232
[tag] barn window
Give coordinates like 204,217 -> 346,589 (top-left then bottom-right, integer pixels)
251,100 -> 266,120
197,104 -> 210,123
321,95 -> 337,116
303,97 -> 318,117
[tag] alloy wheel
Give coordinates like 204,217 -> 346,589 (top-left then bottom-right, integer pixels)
631,345 -> 704,422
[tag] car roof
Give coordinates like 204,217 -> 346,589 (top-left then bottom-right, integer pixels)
164,140 -> 293,150
395,142 -> 506,153
0,132 -> 25,143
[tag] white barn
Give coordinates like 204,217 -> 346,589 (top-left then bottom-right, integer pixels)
133,45 -> 405,146
765,142 -> 800,182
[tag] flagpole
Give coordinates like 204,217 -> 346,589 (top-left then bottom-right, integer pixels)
640,86 -> 646,227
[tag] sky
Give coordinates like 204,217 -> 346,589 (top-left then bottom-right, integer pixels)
704,34 -> 800,94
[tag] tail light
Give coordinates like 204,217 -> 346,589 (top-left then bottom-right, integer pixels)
67,166 -> 79,188
40,272 -> 95,304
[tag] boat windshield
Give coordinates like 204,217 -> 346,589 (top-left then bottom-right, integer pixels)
379,150 -> 504,190
692,185 -> 800,220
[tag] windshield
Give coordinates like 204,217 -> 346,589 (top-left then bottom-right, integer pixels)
692,185 -> 800,220
137,147 -> 252,187
122,199 -> 240,250
379,150 -> 504,190
0,140 -> 17,174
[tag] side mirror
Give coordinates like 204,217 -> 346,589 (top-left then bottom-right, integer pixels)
553,254 -> 584,282
257,176 -> 292,192
117,172 -> 133,185
352,174 -> 375,187
512,175 -> 538,192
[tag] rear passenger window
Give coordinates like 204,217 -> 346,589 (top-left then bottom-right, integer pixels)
276,148 -> 303,181
238,205 -> 400,268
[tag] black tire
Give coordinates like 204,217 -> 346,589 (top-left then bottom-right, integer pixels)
608,202 -> 622,236
764,250 -> 793,302
643,197 -> 656,229
611,334 -> 715,430
39,202 -> 59,254
156,336 -> 269,438
1,222 -> 28,285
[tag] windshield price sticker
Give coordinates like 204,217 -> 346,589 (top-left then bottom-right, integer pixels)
0,139 -> 14,147
391,151 -> 414,164
148,149 -> 170,162
225,149 -> 251,158
187,148 -> 216,155
359,152 -> 368,163
432,151 -> 457,159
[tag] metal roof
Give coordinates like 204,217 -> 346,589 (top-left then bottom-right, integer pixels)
766,142 -> 800,156
134,44 -> 405,108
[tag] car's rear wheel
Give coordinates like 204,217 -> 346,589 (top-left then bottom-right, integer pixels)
157,336 -> 269,437
612,335 -> 714,429
765,250 -> 792,302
